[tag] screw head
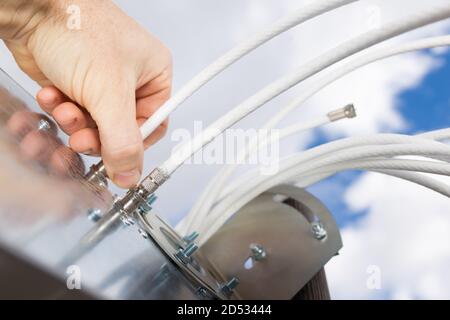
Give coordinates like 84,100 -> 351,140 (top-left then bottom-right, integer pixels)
138,228 -> 149,239
249,243 -> 267,261
87,208 -> 102,222
37,119 -> 52,132
311,221 -> 327,240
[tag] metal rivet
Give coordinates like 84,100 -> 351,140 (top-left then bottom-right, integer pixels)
311,221 -> 327,240
249,243 -> 267,261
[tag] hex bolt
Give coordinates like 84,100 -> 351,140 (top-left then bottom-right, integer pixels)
138,194 -> 158,215
196,287 -> 208,298
311,221 -> 327,240
249,243 -> 267,261
220,277 -> 239,297
37,119 -> 52,132
176,243 -> 198,264
120,214 -> 135,226
146,194 -> 158,206
87,208 -> 102,222
183,231 -> 199,244
138,228 -> 149,239
183,243 -> 198,257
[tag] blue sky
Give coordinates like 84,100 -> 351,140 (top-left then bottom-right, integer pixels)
308,48 -> 450,230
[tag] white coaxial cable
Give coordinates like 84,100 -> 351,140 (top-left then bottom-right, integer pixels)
139,0 -> 358,139
184,36 -> 450,234
177,105 -> 355,234
161,4 -> 450,177
200,139 -> 450,240
198,165 -> 450,244
216,131 -> 450,203
295,166 -> 450,197
178,105 -> 356,234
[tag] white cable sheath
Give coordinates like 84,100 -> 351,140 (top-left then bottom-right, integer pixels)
177,115 -> 332,233
139,0 -> 358,139
199,135 -> 450,240
294,166 -> 450,198
197,161 -> 450,243
217,132 -> 450,202
200,155 -> 450,242
161,4 -> 450,176
182,36 -> 450,234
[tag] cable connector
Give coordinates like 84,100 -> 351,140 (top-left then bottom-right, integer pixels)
327,104 -> 357,122
85,161 -> 108,190
140,167 -> 169,195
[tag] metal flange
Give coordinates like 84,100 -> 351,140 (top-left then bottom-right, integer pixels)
200,185 -> 342,300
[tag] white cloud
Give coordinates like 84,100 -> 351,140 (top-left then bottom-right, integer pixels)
326,172 -> 450,299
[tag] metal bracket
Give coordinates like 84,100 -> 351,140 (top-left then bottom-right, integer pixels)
200,185 -> 342,300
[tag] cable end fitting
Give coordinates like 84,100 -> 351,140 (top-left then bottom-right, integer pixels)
327,103 -> 357,122
85,161 -> 108,190
139,167 -> 169,195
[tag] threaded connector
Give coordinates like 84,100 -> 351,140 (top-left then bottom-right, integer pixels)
327,104 -> 357,122
140,168 -> 168,194
85,161 -> 108,189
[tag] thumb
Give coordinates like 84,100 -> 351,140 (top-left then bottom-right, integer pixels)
89,87 -> 143,189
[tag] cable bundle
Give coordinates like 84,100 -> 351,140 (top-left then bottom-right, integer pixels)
108,1 -> 450,243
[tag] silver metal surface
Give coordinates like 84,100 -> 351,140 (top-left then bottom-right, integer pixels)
201,185 -> 342,300
134,211 -> 231,299
0,67 -> 342,300
0,68 -> 204,300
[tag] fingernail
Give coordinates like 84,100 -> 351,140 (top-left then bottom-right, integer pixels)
114,169 -> 141,187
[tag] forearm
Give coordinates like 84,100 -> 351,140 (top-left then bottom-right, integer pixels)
0,0 -> 53,41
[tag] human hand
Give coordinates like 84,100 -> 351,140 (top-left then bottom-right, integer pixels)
2,0 -> 172,188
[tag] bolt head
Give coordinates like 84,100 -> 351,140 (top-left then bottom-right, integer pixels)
87,208 -> 102,222
138,228 -> 149,239
249,243 -> 267,261
311,221 -> 327,240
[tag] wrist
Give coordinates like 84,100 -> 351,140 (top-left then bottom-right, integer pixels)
0,0 -> 55,42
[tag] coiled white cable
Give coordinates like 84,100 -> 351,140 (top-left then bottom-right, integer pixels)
198,160 -> 450,243
217,132 -> 450,203
181,36 -> 450,235
160,4 -> 450,177
294,168 -> 450,199
199,134 -> 450,241
139,0 -> 358,139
